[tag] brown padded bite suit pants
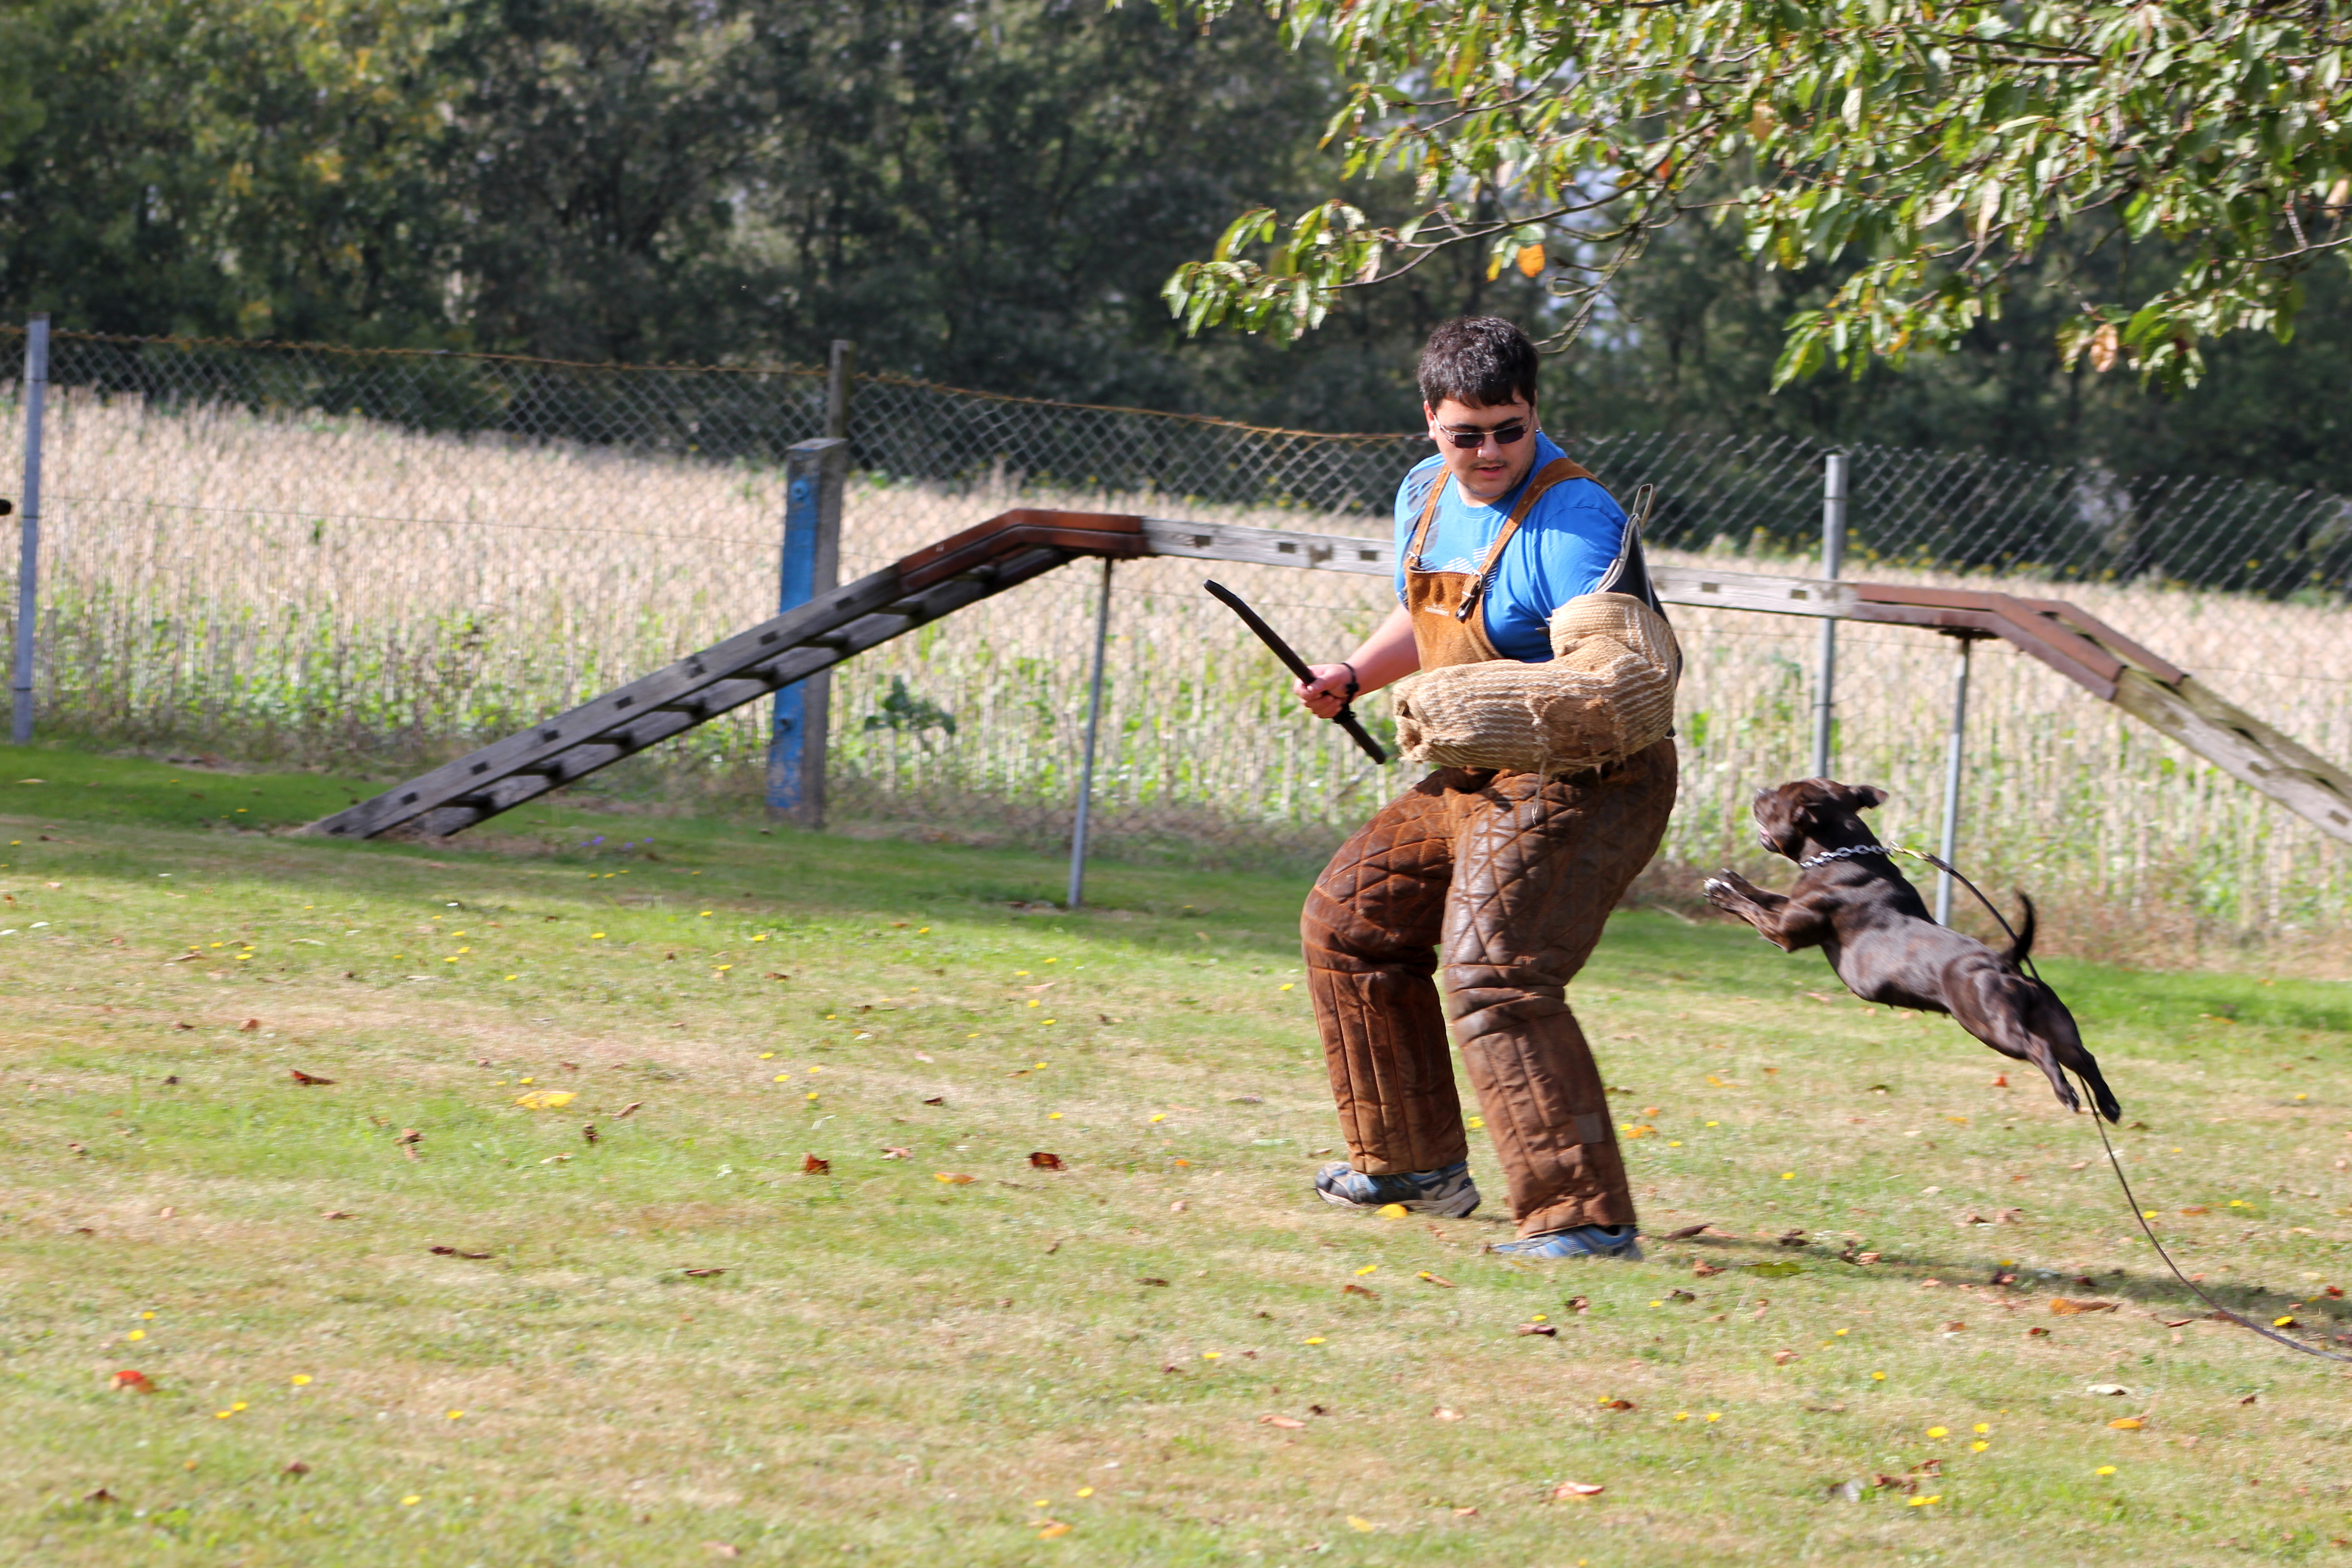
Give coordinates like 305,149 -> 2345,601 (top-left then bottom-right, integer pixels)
1302,745 -> 1676,1236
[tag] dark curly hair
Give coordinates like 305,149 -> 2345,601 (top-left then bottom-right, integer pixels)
1416,317 -> 1540,411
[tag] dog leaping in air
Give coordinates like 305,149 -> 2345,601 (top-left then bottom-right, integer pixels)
1701,778 -> 2122,1123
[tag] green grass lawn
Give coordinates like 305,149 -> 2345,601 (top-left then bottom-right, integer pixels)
5,742 -> 2352,1566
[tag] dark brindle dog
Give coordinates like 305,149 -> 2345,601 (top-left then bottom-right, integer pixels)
1701,779 -> 2121,1122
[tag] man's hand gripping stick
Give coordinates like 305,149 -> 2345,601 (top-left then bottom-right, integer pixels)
1203,579 -> 1389,765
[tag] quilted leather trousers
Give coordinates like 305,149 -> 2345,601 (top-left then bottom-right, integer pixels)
1302,740 -> 1676,1236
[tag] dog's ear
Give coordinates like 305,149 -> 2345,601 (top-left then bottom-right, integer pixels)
1839,784 -> 1889,812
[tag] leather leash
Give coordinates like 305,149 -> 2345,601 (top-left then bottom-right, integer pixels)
1797,841 -> 2352,1363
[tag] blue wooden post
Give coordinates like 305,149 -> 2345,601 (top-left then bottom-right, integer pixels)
768,437 -> 847,825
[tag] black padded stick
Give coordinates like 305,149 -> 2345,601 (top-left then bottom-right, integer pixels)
1204,578 -> 1388,765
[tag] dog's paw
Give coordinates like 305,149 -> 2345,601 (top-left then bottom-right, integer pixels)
1702,874 -> 1745,906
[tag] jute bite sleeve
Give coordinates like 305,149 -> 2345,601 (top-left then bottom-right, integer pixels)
1391,593 -> 1680,775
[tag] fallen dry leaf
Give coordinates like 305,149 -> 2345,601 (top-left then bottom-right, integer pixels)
1028,1151 -> 1067,1171
2110,1417 -> 2145,1430
933,1171 -> 975,1185
283,1461 -> 311,1476
1552,1482 -> 1605,1499
1657,1223 -> 1710,1242
881,1146 -> 911,1159
1342,1282 -> 1377,1298
1452,1506 -> 1480,1517
287,1069 -> 335,1087
1599,1398 -> 1635,1411
1137,1277 -> 1170,1287
428,1246 -> 492,1259
1259,1414 -> 1307,1429
513,1090 -> 576,1110
1566,1295 -> 1591,1313
1668,1289 -> 1696,1303
1692,1261 -> 1724,1278
616,1102 -> 643,1118
1773,1349 -> 1801,1364
702,1544 -> 741,1559
2240,1394 -> 2259,1406
1517,1322 -> 1558,1337
2026,1326 -> 2051,1337
1036,1522 -> 1071,1539
320,1210 -> 351,1220
1991,1073 -> 2008,1086
1418,1271 -> 1456,1289
582,1123 -> 598,1146
1432,1407 -> 1464,1421
83,1488 -> 116,1504
2050,1298 -> 2120,1315
682,1267 -> 725,1278
109,1370 -> 155,1393
801,1153 -> 830,1175
921,1096 -> 945,1106
393,1128 -> 422,1145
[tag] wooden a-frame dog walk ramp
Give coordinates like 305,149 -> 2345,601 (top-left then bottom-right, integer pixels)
303,509 -> 2352,848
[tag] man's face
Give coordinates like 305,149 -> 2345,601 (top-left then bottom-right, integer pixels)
1425,395 -> 1539,505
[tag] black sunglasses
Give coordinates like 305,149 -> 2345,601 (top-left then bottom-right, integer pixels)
1436,419 -> 1531,449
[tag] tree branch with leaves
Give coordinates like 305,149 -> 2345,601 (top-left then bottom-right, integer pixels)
1160,0 -> 2352,387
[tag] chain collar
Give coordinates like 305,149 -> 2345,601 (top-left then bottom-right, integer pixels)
1796,843 -> 1902,870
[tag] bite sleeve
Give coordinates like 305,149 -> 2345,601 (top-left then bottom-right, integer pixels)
1391,593 -> 1680,775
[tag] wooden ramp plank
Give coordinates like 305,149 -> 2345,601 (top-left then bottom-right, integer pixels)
300,510 -> 2352,850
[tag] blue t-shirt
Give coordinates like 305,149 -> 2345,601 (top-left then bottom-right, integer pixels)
1393,433 -> 1641,663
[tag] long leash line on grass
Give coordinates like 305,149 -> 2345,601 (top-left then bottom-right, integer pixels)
2072,1073 -> 2352,1365
1802,843 -> 2351,1363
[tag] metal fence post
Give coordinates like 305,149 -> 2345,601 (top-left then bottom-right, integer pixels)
10,313 -> 47,746
823,340 -> 855,441
767,437 -> 847,827
1066,559 -> 1115,910
1934,631 -> 1980,926
1810,450 -> 1847,778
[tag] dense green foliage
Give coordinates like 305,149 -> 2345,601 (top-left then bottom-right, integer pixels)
0,0 -> 1538,428
3,0 -> 2351,482
1169,1 -> 2352,387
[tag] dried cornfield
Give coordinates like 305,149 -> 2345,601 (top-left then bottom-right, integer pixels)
6,381 -> 2351,960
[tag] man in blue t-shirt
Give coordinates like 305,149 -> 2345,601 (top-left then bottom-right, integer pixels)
1287,316 -> 1680,1261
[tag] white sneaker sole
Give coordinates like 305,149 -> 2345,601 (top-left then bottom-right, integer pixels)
1315,1184 -> 1482,1220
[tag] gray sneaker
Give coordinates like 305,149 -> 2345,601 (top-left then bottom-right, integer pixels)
1314,1159 -> 1481,1219
1488,1225 -> 1643,1261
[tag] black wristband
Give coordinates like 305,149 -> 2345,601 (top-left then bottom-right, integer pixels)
1338,662 -> 1361,700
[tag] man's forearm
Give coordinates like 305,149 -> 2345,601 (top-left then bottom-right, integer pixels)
1295,603 -> 1418,719
1341,604 -> 1420,694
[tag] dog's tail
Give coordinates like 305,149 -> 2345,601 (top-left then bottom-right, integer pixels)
2004,891 -> 2038,967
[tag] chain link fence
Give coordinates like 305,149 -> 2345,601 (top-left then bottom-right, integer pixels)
3,326 -> 2349,955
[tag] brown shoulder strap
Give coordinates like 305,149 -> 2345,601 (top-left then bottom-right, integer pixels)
1401,466 -> 1449,571
1455,456 -> 1592,623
